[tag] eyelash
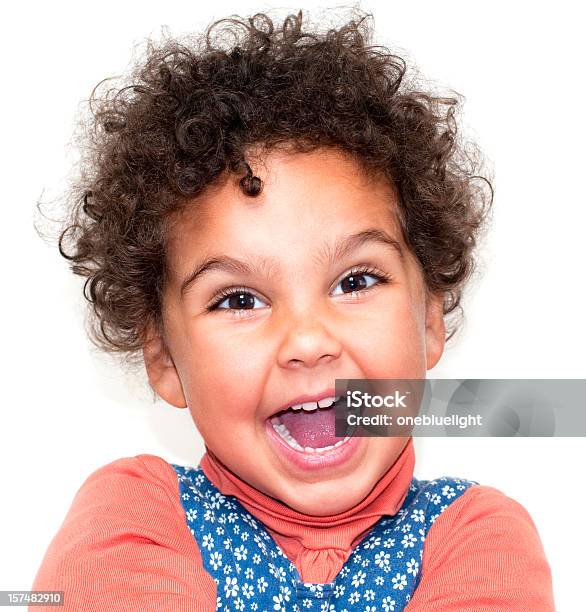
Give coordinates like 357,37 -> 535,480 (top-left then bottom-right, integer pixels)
205,265 -> 392,317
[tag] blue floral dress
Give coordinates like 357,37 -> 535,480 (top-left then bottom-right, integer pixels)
170,464 -> 476,611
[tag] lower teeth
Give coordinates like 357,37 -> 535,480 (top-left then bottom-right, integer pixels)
270,417 -> 350,453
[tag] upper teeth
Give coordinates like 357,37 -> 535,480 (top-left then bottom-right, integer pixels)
290,395 -> 340,411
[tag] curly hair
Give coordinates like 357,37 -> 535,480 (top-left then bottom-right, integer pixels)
39,8 -> 493,370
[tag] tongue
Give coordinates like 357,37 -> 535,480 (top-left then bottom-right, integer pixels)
278,406 -> 341,448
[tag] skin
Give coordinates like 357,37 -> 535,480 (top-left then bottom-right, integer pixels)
143,146 -> 445,516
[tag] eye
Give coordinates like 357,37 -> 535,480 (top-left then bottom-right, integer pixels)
331,267 -> 389,297
207,287 -> 267,313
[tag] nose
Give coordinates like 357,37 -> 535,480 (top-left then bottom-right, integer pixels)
276,310 -> 342,369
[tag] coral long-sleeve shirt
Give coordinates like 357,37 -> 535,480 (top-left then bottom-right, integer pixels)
31,439 -> 555,611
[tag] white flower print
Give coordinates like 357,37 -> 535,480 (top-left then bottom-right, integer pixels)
305,584 -> 324,596
391,573 -> 407,590
401,533 -> 417,548
202,533 -> 214,550
209,492 -> 226,509
374,551 -> 390,569
363,536 -> 381,549
257,576 -> 268,593
406,558 -> 419,575
351,570 -> 366,588
242,513 -> 258,529
272,593 -> 285,610
280,585 -> 292,602
210,551 -> 222,570
234,545 -> 247,561
442,485 -> 456,499
241,583 -> 254,599
411,509 -> 425,523
224,576 -> 238,598
382,596 -> 396,611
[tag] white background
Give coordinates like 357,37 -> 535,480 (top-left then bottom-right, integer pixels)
2,1 -> 584,610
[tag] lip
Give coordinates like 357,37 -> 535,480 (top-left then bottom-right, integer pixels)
267,386 -> 342,418
264,417 -> 362,471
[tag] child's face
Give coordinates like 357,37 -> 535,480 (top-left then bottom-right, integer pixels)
144,147 -> 445,515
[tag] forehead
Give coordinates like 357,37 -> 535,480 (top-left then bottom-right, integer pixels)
166,147 -> 404,271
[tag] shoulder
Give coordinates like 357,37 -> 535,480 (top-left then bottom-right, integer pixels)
422,481 -> 550,560
52,454 -> 188,531
57,453 -> 195,547
406,481 -> 555,611
426,482 -> 546,543
32,454 -> 217,611
72,453 -> 183,507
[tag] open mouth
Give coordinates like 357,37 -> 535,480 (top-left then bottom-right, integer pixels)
268,395 -> 351,453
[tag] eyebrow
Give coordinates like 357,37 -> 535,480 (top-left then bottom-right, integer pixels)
180,227 -> 404,299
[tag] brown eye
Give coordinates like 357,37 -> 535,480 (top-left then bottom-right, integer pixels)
340,274 -> 369,293
332,272 -> 381,296
225,292 -> 256,310
208,288 -> 267,312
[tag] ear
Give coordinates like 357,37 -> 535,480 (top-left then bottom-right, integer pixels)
424,292 -> 446,370
142,322 -> 188,408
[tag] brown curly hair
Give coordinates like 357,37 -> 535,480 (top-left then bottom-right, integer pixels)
38,8 -> 493,370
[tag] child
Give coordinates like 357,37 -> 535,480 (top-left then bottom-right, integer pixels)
32,9 -> 555,611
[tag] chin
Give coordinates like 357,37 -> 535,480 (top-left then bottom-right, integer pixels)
278,481 -> 370,516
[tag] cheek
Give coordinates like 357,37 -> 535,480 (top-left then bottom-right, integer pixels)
351,295 -> 426,378
184,323 -> 268,422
